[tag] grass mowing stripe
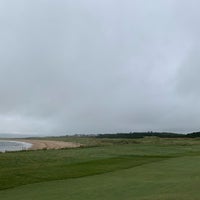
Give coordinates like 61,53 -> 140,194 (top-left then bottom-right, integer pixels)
0,155 -> 168,190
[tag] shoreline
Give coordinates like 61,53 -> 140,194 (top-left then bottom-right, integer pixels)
15,139 -> 81,150
0,140 -> 32,152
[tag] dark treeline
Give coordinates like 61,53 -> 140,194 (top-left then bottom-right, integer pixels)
187,132 -> 200,138
95,131 -> 200,139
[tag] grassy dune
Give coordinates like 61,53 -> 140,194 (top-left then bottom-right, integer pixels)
1,138 -> 200,199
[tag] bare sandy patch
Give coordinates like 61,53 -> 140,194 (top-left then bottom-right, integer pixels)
15,139 -> 81,150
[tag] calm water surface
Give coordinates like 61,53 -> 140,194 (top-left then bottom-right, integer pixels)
0,140 -> 32,152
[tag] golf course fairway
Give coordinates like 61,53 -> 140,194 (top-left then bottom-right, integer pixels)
1,138 -> 200,199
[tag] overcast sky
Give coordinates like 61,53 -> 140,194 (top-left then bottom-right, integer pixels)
0,0 -> 199,135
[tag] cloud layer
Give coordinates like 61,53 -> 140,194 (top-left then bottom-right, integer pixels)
0,0 -> 199,135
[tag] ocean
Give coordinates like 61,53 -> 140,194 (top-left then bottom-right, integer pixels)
0,140 -> 32,152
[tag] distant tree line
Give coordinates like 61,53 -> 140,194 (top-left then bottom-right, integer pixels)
95,131 -> 200,139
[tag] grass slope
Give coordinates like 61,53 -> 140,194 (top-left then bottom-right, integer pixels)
1,138 -> 200,199
1,156 -> 200,200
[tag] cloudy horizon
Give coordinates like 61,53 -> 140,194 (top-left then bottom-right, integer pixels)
0,0 -> 200,135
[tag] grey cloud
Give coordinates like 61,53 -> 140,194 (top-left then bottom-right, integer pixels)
0,0 -> 199,135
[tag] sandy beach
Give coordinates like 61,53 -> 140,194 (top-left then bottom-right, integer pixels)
16,139 -> 81,150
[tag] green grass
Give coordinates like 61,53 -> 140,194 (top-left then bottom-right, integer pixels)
1,138 -> 200,199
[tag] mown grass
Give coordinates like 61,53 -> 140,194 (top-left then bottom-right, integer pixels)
1,155 -> 200,200
1,138 -> 200,199
0,144 -> 173,190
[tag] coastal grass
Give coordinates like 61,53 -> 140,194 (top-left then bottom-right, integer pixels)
1,138 -> 200,199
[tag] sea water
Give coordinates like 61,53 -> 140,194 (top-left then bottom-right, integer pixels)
0,140 -> 32,152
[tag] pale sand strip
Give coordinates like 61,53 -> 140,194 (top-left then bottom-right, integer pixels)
15,139 -> 81,150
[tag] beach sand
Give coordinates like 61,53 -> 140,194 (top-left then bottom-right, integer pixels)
16,139 -> 81,150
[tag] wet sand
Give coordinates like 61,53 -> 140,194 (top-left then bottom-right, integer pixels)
16,139 -> 81,150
